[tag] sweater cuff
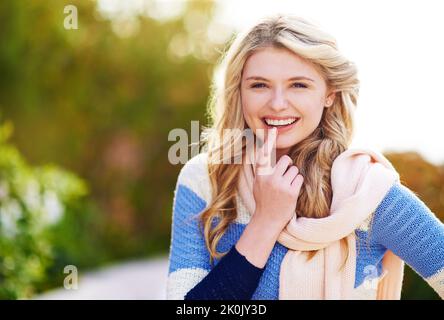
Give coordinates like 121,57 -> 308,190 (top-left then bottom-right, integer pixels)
184,244 -> 266,300
230,245 -> 266,274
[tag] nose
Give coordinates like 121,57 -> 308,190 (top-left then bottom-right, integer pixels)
269,87 -> 289,112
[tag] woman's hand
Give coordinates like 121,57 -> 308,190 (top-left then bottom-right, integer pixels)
252,127 -> 304,230
235,127 -> 304,268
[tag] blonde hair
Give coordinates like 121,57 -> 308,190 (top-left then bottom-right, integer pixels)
199,14 -> 359,267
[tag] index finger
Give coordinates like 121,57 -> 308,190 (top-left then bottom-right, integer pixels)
256,127 -> 277,175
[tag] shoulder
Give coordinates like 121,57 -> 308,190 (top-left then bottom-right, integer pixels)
176,152 -> 211,204
178,152 -> 209,179
335,147 -> 398,170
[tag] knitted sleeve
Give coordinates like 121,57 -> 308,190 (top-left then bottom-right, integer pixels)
166,153 -> 212,299
166,153 -> 264,300
184,245 -> 265,300
371,182 -> 444,299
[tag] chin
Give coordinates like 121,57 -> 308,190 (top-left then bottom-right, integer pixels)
276,136 -> 301,150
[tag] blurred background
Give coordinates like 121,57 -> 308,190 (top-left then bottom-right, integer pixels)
0,0 -> 443,300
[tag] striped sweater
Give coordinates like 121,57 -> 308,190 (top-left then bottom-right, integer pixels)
166,152 -> 444,299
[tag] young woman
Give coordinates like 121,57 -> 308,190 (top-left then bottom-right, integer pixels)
166,14 -> 444,300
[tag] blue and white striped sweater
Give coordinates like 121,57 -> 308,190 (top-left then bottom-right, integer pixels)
166,153 -> 444,299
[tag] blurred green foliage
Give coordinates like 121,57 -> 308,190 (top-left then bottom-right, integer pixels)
0,0 -> 224,298
0,0 -> 442,300
0,120 -> 88,298
1,0 -> 218,259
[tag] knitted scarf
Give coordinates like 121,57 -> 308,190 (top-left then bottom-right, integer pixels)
237,147 -> 405,299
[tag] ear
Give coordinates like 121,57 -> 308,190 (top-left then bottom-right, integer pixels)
324,90 -> 337,108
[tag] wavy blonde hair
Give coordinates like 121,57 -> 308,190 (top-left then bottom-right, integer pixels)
199,14 -> 360,267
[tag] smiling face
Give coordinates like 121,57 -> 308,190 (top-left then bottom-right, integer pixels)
240,46 -> 336,158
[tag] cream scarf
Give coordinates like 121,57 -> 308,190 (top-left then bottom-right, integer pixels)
237,148 -> 405,299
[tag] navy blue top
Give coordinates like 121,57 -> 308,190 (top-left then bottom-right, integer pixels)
185,245 -> 265,300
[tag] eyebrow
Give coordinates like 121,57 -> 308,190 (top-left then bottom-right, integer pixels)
245,76 -> 315,82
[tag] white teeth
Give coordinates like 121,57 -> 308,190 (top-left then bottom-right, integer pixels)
264,118 -> 298,126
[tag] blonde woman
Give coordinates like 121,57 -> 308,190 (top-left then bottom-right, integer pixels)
166,14 -> 444,300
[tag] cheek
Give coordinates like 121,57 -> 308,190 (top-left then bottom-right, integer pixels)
303,104 -> 324,124
241,91 -> 267,124
293,95 -> 325,124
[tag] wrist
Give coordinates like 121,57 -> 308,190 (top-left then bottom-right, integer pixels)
235,212 -> 283,269
251,210 -> 286,235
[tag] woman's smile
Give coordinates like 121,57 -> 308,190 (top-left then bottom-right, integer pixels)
261,116 -> 301,133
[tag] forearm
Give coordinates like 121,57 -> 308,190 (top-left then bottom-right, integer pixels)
235,213 -> 283,269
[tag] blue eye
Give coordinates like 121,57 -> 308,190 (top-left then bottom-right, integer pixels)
251,83 -> 267,88
250,82 -> 307,89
